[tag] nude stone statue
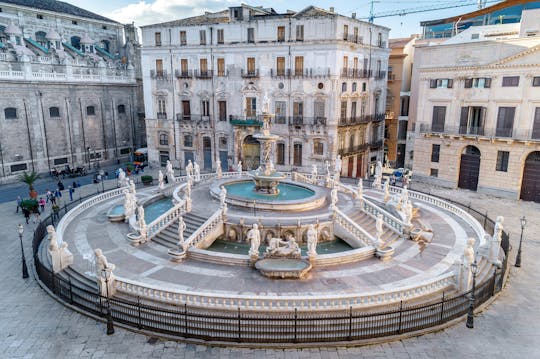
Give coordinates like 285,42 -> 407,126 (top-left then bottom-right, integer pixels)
307,224 -> 318,257
247,224 -> 261,257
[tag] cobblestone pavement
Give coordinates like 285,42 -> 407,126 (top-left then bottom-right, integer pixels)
1,181 -> 539,358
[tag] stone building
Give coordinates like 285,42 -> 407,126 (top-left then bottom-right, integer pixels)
409,9 -> 540,202
0,0 -> 142,182
385,36 -> 416,169
141,4 -> 389,175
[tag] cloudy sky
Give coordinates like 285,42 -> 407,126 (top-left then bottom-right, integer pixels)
64,0 -> 497,38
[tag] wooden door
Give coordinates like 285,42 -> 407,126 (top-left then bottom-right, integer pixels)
520,151 -> 540,203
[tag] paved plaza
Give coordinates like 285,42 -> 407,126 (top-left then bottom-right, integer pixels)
1,179 -> 539,358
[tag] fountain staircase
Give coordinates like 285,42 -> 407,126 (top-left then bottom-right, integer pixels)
151,211 -> 208,249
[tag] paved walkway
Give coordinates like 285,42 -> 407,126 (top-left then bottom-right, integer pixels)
1,181 -> 539,358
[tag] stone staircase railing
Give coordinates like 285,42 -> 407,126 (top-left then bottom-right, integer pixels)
182,209 -> 224,250
114,271 -> 456,311
388,186 -> 486,245
147,201 -> 187,239
362,197 -> 405,235
334,208 -> 378,247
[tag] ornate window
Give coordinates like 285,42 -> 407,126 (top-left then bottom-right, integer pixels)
313,140 -> 324,156
159,133 -> 168,146
184,134 -> 193,147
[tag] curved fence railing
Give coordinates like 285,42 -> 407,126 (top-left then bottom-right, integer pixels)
31,173 -> 510,344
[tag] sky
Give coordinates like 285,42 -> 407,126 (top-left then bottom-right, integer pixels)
64,0 -> 501,38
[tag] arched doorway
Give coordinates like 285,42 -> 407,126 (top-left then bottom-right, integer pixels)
242,135 -> 260,170
458,145 -> 481,191
203,136 -> 212,170
520,151 -> 540,203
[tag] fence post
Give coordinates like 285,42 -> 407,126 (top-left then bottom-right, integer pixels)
137,296 -> 142,329
237,307 -> 241,342
397,300 -> 403,334
51,271 -> 56,294
348,306 -> 353,340
439,292 -> 445,324
483,211 -> 488,228
294,308 -> 298,343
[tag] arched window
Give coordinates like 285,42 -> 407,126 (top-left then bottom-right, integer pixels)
71,36 -> 81,50
352,82 -> 357,92
86,106 -> 95,116
49,106 -> 60,118
4,107 -> 17,119
159,133 -> 168,145
35,31 -> 47,47
341,82 -> 347,92
117,104 -> 126,114
313,139 -> 324,155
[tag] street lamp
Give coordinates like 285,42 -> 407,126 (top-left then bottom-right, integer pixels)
101,268 -> 115,335
466,259 -> 478,329
515,216 -> 527,267
17,224 -> 29,279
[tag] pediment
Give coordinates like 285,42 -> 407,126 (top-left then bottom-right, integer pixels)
153,89 -> 169,97
241,82 -> 259,93
490,43 -> 540,66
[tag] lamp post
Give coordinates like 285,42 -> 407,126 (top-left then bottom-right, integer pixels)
515,216 -> 527,267
101,268 -> 115,335
17,224 -> 29,279
466,259 -> 478,329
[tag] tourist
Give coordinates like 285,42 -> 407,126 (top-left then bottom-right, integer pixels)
57,180 -> 65,191
104,171 -> 109,180
22,207 -> 30,224
68,186 -> 74,201
33,210 -> 40,224
16,196 -> 22,213
55,188 -> 62,198
46,189 -> 52,202
38,197 -> 46,212
72,181 -> 77,189
52,204 -> 60,221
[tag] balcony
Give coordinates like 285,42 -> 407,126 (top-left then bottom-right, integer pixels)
387,73 -> 396,81
157,112 -> 167,119
375,71 -> 386,80
176,114 -> 211,125
229,115 -> 262,127
418,124 -> 538,142
377,41 -> 387,48
241,69 -> 260,78
341,68 -> 372,79
338,113 -> 385,126
338,143 -> 370,157
175,69 -> 193,79
194,69 -> 213,79
270,68 -> 331,79
150,69 -> 168,80
343,34 -> 364,44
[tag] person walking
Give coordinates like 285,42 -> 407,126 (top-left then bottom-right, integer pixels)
16,196 -> 22,213
52,204 -> 60,221
38,197 -> 46,212
46,189 -> 52,203
55,188 -> 62,198
57,180 -> 65,191
68,186 -> 74,201
22,207 -> 30,224
33,210 -> 40,224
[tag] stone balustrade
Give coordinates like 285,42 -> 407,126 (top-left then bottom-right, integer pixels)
334,208 -> 378,247
183,209 -> 224,250
362,197 -> 405,234
0,68 -> 135,83
115,272 -> 456,311
146,202 -> 186,239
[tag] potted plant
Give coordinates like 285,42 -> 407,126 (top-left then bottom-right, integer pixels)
141,175 -> 153,186
18,171 -> 40,199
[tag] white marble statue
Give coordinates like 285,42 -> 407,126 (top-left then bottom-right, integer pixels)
94,248 -> 116,297
262,92 -> 270,114
129,179 -> 136,195
489,216 -> 504,267
185,180 -> 192,200
311,164 -> 318,183
383,178 -> 390,203
177,216 -> 186,248
166,160 -> 175,180
216,159 -> 222,179
123,189 -> 136,219
118,168 -> 127,187
325,160 -> 331,175
137,205 -> 146,231
193,161 -> 201,182
375,161 -> 383,178
185,160 -> 193,177
460,238 -> 476,291
222,203 -> 228,218
330,187 -> 338,209
219,186 -> 227,208
307,224 -> 318,257
266,234 -> 301,258
247,224 -> 261,257
375,213 -> 384,245
334,155 -> 342,174
47,225 -> 73,273
373,173 -> 382,190
404,200 -> 414,226
158,170 -> 165,190
401,185 -> 409,205
236,161 -> 243,175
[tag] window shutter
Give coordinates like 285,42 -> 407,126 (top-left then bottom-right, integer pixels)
532,108 -> 540,139
429,79 -> 437,88
459,107 -> 469,134
447,79 -> 453,88
484,78 -> 491,88
464,79 -> 473,88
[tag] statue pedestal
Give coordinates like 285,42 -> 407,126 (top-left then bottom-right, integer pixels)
168,248 -> 187,262
376,246 -> 395,261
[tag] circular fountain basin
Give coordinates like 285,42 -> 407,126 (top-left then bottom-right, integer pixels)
255,258 -> 312,279
210,179 -> 327,211
107,205 -> 125,222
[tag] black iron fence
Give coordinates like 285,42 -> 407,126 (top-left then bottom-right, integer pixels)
31,180 -> 509,344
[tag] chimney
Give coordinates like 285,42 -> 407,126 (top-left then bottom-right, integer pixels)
329,7 -> 334,13
352,12 -> 356,19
